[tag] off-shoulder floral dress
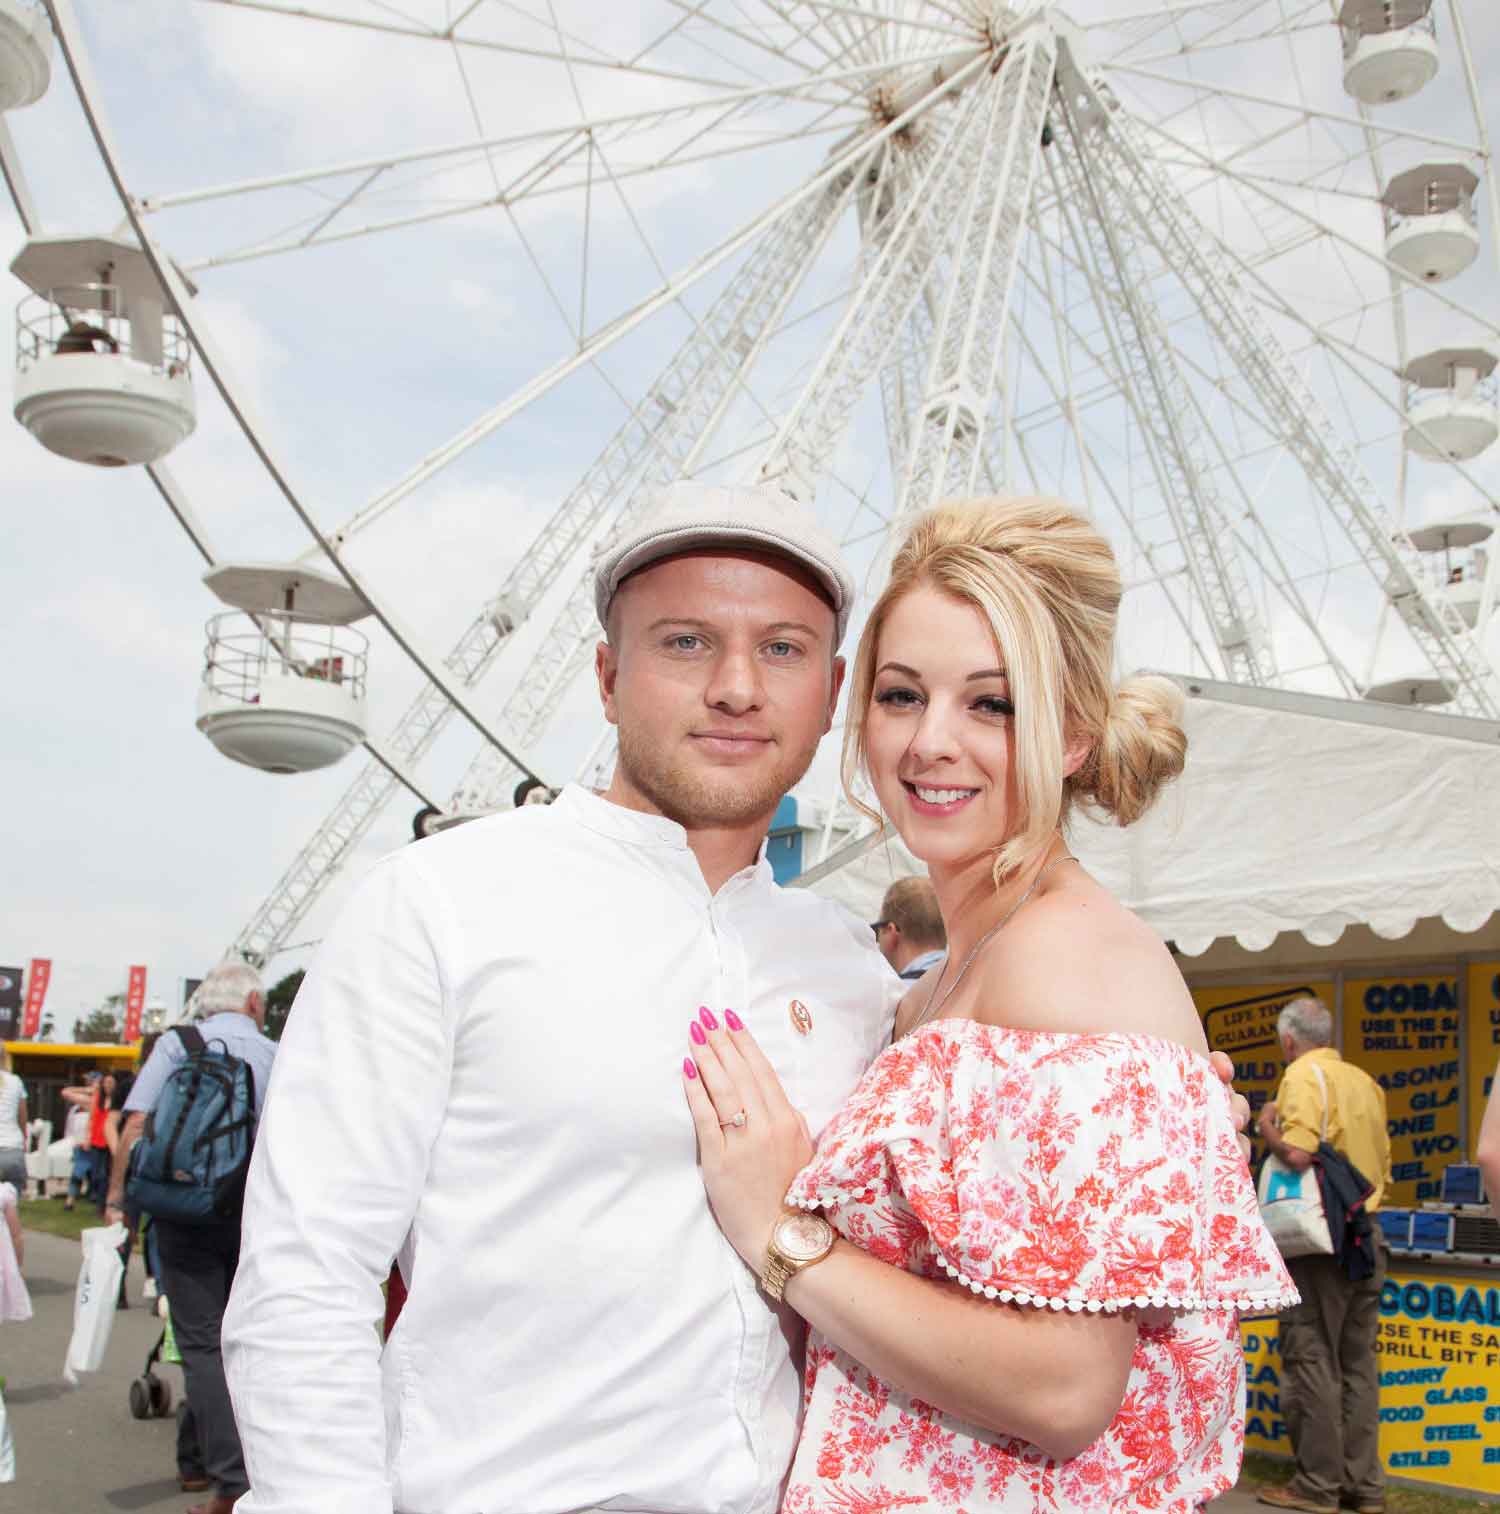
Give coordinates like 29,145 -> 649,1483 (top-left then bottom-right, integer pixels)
782,1021 -> 1296,1513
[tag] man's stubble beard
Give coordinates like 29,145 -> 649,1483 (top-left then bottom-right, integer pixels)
615,718 -> 823,830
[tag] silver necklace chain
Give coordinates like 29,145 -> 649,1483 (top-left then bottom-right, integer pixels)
903,851 -> 1077,1039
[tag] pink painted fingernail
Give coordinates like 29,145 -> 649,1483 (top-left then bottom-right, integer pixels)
683,1058 -> 698,1080
699,1007 -> 719,1031
724,1009 -> 744,1031
690,1020 -> 707,1046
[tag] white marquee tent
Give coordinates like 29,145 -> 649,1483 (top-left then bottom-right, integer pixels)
805,678 -> 1500,960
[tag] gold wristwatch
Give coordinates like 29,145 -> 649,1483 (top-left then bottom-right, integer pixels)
760,1211 -> 836,1301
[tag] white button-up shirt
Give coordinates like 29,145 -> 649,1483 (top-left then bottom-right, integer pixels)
225,785 -> 902,1514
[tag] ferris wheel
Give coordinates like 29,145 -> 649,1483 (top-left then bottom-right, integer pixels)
2,0 -> 1497,966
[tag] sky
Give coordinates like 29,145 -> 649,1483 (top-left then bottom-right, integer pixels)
1,0 -> 1496,1030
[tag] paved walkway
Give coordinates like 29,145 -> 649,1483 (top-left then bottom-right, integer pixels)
3,1227 -> 188,1512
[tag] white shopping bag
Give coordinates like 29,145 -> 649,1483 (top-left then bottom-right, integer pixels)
0,1379 -> 13,1482
63,1222 -> 127,1386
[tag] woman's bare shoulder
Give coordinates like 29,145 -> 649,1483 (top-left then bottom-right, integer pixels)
962,877 -> 1207,1054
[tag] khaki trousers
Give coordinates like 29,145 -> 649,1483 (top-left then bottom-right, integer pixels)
1278,1236 -> 1386,1504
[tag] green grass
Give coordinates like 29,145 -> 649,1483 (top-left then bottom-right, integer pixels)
1240,1453 -> 1497,1513
20,1195 -> 117,1242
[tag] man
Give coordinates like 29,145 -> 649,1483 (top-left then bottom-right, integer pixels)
222,482 -> 1248,1514
108,960 -> 278,1514
1256,996 -> 1391,1514
872,875 -> 947,981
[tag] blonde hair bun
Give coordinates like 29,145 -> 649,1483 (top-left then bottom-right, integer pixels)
1080,674 -> 1187,827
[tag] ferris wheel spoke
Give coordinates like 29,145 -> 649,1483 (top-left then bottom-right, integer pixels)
1161,205 -> 1500,525
659,0 -> 842,84
784,0 -> 973,43
1077,77 -> 1500,714
756,0 -> 862,70
1051,91 -> 1276,685
1000,229 -> 1223,678
1133,113 -> 1500,347
192,0 -> 766,91
1104,61 -> 1485,160
141,47 -> 903,234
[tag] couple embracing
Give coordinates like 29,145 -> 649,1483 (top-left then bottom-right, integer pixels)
222,485 -> 1293,1514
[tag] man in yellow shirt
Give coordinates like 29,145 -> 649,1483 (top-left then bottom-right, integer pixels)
1256,997 -> 1392,1514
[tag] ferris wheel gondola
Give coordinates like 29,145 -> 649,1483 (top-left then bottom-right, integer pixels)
10,234 -> 196,467
1338,0 -> 1441,106
0,0 -> 50,113
195,563 -> 372,776
5,0 -> 1499,967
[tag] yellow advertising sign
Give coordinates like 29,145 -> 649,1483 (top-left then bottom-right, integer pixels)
1194,983 -> 1334,1163
1470,962 -> 1500,1160
1344,973 -> 1462,1207
1241,1269 -> 1500,1495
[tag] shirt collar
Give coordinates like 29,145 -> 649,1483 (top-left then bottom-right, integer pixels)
555,784 -> 775,888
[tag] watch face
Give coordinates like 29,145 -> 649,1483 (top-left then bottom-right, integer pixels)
775,1212 -> 833,1262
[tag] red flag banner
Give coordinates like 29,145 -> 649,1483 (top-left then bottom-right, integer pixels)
21,959 -> 50,1039
123,965 -> 147,1044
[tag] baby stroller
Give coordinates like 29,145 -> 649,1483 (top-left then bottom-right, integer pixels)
127,1304 -> 177,1421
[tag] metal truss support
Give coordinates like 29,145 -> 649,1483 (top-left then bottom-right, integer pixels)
754,48 -> 1000,501
1052,87 -> 1276,686
230,164 -> 861,962
892,32 -> 1055,521
1061,47 -> 1499,717
452,164 -> 862,811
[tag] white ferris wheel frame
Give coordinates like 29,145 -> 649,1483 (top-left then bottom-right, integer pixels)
6,0 -> 1499,965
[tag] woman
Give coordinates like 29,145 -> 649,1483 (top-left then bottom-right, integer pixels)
0,1053 -> 27,1194
682,498 -> 1295,1510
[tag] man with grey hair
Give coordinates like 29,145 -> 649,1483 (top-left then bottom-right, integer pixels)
109,958 -> 278,1514
1257,996 -> 1391,1514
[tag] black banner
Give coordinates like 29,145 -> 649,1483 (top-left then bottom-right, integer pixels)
0,966 -> 21,1040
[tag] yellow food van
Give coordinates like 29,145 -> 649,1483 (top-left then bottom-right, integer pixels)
1186,918 -> 1500,1499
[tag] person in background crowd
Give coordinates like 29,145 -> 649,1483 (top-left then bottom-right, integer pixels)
512,776 -> 559,807
0,1051 -> 29,1193
106,1035 -> 160,1308
1478,1064 -> 1500,1215
109,961 -> 278,1514
62,1096 -> 93,1210
0,1177 -> 29,1323
871,875 -> 947,981
1257,996 -> 1392,1514
60,1069 -> 116,1213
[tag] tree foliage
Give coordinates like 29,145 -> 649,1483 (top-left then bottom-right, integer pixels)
74,1006 -> 121,1043
265,969 -> 304,1042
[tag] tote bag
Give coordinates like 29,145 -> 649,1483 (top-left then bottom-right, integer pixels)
1257,1062 -> 1333,1259
63,1222 -> 127,1386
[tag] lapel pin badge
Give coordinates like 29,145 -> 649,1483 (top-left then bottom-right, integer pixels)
789,999 -> 813,1036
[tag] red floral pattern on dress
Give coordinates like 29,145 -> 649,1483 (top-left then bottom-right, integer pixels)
781,1022 -> 1296,1512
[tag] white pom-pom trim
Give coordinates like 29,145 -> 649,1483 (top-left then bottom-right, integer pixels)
930,1251 -> 1299,1314
783,1198 -> 1300,1314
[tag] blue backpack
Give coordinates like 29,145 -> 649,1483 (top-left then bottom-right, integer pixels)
127,1026 -> 258,1224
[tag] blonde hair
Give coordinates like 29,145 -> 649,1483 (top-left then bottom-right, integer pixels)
843,496 -> 1187,880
